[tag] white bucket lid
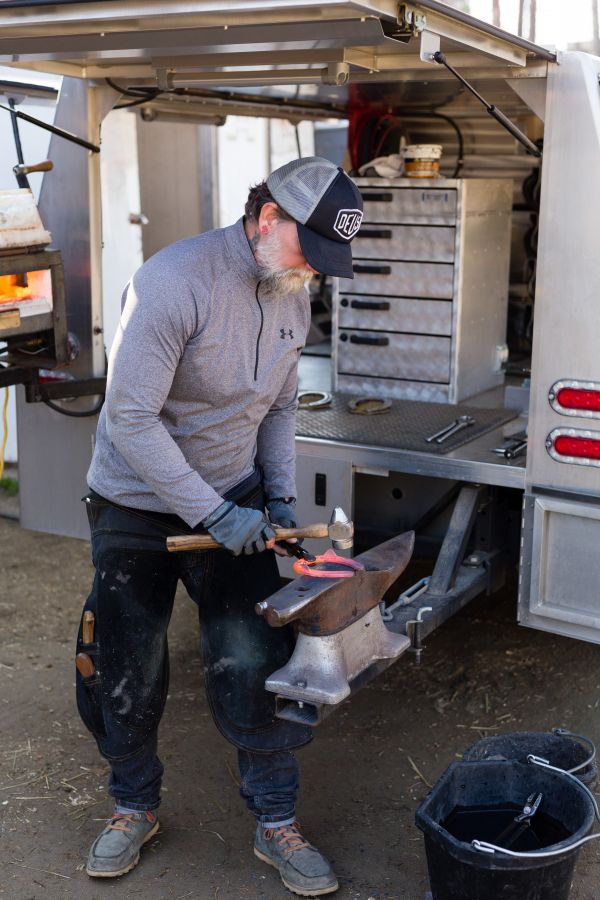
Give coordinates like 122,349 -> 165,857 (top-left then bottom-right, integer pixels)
404,144 -> 443,160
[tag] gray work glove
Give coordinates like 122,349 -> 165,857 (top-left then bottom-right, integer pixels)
267,498 -> 299,557
203,501 -> 275,556
266,498 -> 298,530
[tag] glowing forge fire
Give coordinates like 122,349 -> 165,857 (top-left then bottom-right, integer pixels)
0,269 -> 52,314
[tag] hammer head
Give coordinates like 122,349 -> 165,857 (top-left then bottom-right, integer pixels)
328,506 -> 354,550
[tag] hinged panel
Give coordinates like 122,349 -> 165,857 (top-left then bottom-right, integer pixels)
519,493 -> 600,644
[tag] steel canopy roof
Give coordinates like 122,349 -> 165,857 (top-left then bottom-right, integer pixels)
0,0 -> 555,87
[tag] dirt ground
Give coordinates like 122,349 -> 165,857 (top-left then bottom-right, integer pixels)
1,484 -> 600,899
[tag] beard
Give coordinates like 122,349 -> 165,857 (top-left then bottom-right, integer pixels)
255,226 -> 313,298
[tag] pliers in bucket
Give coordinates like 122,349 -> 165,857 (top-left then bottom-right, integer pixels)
496,792 -> 543,849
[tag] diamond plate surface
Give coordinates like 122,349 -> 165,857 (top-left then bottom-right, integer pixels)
296,394 -> 516,455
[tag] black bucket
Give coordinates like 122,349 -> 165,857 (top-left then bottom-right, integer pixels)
415,760 -> 595,900
463,729 -> 597,788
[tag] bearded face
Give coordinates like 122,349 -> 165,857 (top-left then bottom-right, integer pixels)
254,220 -> 315,298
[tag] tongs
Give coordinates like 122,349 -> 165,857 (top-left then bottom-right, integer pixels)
495,792 -> 543,849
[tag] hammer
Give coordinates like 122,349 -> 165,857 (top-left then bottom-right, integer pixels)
165,506 -> 353,552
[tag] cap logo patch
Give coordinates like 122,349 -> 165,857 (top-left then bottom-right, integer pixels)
333,209 -> 363,241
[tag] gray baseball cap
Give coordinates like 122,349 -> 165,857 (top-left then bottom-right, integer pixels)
267,156 -> 363,278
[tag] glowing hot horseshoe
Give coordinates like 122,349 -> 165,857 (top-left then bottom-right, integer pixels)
292,548 -> 365,579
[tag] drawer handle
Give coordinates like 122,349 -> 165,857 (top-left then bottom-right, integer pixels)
349,334 -> 390,347
361,192 -> 393,202
357,228 -> 392,239
353,264 -> 391,275
350,299 -> 391,311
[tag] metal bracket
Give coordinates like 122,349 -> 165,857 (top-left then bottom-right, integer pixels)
420,30 -> 441,63
155,67 -> 173,90
324,62 -> 350,85
397,4 -> 427,38
382,487 -> 500,656
24,375 -> 106,404
380,576 -> 430,621
0,366 -> 32,390
427,484 -> 485,597
406,606 -> 433,664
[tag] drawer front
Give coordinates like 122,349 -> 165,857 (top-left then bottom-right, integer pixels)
341,260 -> 455,299
337,330 -> 451,382
353,224 -> 455,262
336,373 -> 450,404
338,295 -> 452,335
359,187 -> 457,224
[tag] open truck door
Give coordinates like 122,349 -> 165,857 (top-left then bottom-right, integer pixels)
1,2 -> 599,647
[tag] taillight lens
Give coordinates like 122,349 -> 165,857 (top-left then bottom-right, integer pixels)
547,428 -> 600,467
549,381 -> 600,418
557,388 -> 600,412
554,435 -> 600,459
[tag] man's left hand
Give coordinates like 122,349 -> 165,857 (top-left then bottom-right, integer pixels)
266,498 -> 298,558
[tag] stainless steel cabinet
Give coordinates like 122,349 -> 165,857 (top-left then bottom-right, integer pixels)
333,177 -> 513,404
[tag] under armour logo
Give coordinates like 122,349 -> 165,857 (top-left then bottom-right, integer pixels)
280,328 -> 294,339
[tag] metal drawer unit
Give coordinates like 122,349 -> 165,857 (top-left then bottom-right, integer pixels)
333,177 -> 513,404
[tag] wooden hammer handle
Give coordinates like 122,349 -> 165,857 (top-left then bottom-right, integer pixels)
166,523 -> 329,552
82,610 -> 95,644
15,160 -> 54,174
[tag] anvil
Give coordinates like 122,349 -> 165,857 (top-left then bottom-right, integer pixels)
255,532 -> 415,725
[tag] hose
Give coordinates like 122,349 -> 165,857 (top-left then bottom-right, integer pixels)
43,395 -> 104,418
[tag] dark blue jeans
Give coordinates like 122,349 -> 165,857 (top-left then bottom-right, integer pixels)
76,481 -> 311,825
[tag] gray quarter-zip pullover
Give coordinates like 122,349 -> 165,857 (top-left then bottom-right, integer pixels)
87,218 -> 310,526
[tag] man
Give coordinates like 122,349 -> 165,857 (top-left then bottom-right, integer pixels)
76,156 -> 363,896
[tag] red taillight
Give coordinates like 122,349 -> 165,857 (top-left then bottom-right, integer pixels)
554,435 -> 600,459
556,388 -> 600,413
549,381 -> 600,419
547,428 -> 600,466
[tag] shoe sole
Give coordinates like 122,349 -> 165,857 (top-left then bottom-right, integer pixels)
254,846 -> 339,897
86,819 -> 160,878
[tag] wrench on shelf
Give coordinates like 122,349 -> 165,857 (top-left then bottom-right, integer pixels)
425,415 -> 475,445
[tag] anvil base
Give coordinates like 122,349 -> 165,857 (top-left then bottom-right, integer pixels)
265,606 -> 411,725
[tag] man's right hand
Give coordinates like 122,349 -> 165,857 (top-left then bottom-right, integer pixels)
203,501 -> 276,557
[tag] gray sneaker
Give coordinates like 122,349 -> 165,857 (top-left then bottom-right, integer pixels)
254,821 -> 339,897
86,810 -> 159,878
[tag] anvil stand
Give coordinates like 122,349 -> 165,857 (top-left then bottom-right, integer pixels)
255,532 -> 415,725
